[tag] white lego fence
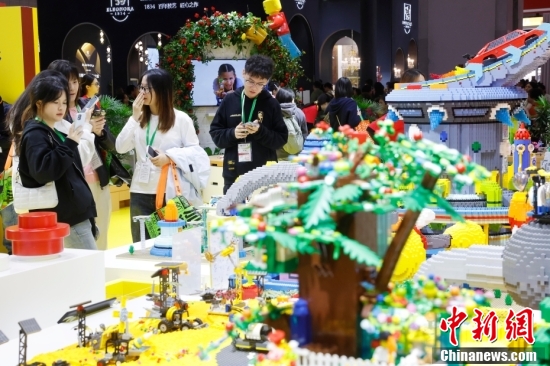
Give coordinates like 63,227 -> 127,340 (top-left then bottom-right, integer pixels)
295,350 -> 373,366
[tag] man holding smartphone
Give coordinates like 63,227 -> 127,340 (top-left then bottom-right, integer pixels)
210,55 -> 288,194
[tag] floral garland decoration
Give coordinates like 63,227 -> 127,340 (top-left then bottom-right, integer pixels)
160,7 -> 305,132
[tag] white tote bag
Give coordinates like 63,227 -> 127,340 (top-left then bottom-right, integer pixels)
13,171 -> 58,212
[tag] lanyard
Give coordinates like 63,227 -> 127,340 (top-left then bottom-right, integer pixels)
241,93 -> 257,123
36,118 -> 65,142
146,121 -> 158,146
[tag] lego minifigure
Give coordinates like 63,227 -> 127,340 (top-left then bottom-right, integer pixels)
263,0 -> 301,59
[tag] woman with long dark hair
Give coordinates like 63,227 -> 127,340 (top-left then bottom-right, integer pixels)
116,69 -> 209,243
325,77 -> 361,129
12,71 -> 97,249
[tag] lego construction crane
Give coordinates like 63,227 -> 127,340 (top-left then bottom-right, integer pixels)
70,300 -> 92,347
113,297 -> 133,338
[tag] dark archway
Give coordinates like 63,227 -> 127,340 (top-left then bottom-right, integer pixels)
62,22 -> 114,96
319,30 -> 361,85
127,32 -> 170,86
394,48 -> 405,80
407,39 -> 418,70
289,14 -> 315,91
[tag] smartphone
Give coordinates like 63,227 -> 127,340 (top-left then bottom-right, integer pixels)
83,96 -> 99,111
74,112 -> 87,128
148,146 -> 159,158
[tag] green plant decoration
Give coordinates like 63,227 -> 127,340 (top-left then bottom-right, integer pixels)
493,289 -> 502,298
203,147 -> 224,156
528,96 -> 550,145
99,95 -> 132,137
354,97 -> 382,121
505,293 -> 513,306
160,7 -> 304,132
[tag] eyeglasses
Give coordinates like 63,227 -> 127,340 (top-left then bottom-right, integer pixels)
91,82 -> 100,86
139,85 -> 151,93
245,79 -> 267,89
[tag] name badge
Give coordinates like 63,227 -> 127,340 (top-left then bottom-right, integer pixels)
238,143 -> 252,163
138,162 -> 151,183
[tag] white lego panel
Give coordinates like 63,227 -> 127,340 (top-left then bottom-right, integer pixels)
207,212 -> 241,290
172,228 -> 202,295
216,162 -> 299,216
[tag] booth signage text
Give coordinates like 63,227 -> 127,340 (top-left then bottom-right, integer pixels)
403,3 -> 412,34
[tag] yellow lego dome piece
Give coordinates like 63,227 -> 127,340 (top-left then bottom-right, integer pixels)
444,221 -> 487,249
391,230 -> 426,283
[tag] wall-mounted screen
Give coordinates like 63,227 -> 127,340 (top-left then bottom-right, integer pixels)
192,59 -> 247,107
75,42 -> 101,79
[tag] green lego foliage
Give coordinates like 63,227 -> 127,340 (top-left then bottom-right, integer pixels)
540,297 -> 550,323
493,289 -> 502,298
129,245 -> 135,255
505,294 -> 513,306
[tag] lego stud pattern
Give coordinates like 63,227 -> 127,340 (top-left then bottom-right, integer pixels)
503,221 -> 550,309
444,221 -> 488,248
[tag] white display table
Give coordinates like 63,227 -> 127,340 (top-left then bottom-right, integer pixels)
0,249 -> 105,340
104,239 -> 211,288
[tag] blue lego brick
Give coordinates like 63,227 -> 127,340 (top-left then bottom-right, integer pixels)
387,110 -> 399,121
514,109 -> 530,125
426,248 -> 445,259
495,107 -> 513,126
429,110 -> 445,130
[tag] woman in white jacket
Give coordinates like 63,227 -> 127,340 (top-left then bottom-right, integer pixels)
116,69 -> 209,243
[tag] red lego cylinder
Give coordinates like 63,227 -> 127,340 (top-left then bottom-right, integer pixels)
350,131 -> 368,144
6,212 -> 70,256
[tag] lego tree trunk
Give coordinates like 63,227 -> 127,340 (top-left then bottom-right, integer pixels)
295,181 -> 380,357
375,172 -> 439,293
286,172 -> 438,357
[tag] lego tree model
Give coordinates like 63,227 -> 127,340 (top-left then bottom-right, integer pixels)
213,121 -> 489,357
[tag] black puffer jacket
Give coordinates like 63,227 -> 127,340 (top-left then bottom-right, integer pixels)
18,120 -> 97,227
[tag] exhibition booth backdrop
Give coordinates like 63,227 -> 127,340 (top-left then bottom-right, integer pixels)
35,0 -> 419,95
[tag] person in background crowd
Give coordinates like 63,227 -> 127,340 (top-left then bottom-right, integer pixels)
116,92 -> 130,106
126,85 -> 139,102
316,92 -> 333,123
375,95 -> 388,115
13,71 -> 98,249
210,55 -> 288,194
325,77 -> 361,129
366,69 -> 425,141
268,80 -> 280,98
0,95 -> 12,169
526,88 -> 543,119
116,68 -> 207,243
353,87 -> 361,97
323,82 -> 334,97
275,87 -> 308,160
81,74 -> 100,98
310,81 -> 323,104
373,82 -> 385,99
361,84 -> 374,100
385,81 -> 395,94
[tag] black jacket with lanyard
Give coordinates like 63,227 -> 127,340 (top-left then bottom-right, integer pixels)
209,87 -> 288,180
18,119 -> 97,229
